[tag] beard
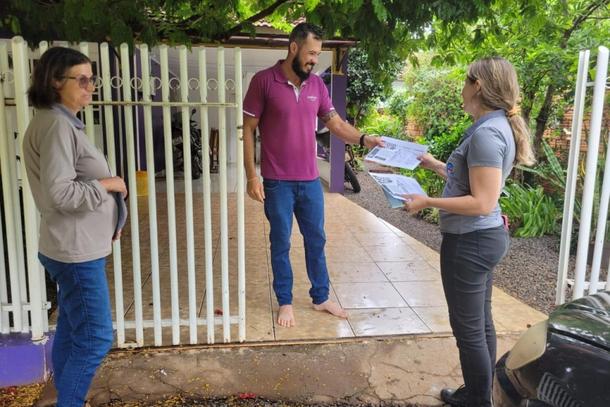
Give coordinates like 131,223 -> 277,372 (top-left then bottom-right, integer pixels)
292,54 -> 313,81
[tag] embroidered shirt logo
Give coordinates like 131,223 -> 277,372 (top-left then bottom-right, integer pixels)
447,162 -> 455,175
306,95 -> 317,102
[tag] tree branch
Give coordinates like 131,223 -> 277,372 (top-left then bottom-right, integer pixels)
213,0 -> 294,41
562,0 -> 610,46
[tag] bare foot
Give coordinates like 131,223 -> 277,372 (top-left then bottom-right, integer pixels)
313,299 -> 348,319
277,304 -> 296,327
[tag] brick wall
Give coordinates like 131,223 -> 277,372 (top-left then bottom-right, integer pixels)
545,105 -> 610,159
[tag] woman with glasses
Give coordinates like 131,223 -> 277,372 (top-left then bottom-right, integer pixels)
402,57 -> 535,407
23,46 -> 127,407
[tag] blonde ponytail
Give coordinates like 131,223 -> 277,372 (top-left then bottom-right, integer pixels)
508,113 -> 536,166
467,57 -> 536,166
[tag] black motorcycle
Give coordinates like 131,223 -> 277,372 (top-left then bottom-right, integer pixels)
170,109 -> 203,180
315,128 -> 361,193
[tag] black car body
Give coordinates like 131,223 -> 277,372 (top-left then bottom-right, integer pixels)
494,290 -> 610,407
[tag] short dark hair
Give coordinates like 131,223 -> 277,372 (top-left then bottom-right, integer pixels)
28,47 -> 91,109
288,23 -> 324,47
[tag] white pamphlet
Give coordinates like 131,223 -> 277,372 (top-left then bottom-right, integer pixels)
365,136 -> 428,170
370,172 -> 427,208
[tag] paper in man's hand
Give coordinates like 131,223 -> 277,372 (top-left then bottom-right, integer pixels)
365,136 -> 428,170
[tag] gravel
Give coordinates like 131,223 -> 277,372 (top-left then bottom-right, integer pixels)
101,396 -> 411,407
344,167 -> 563,315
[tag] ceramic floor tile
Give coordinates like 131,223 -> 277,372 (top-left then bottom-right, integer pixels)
333,282 -> 408,309
347,220 -> 393,234
272,306 -> 354,341
393,281 -> 448,307
411,306 -> 452,333
363,243 -> 420,262
377,260 -> 440,282
325,247 -> 374,263
348,307 -> 431,336
108,185 -> 543,346
328,262 -> 388,283
491,288 -> 547,332
354,232 -> 408,247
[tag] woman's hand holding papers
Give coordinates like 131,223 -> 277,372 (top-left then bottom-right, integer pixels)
418,153 -> 448,180
402,193 -> 429,214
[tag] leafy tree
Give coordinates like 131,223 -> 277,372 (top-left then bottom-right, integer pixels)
426,0 -> 610,158
404,62 -> 470,162
1,0 -> 493,68
346,47 -> 402,125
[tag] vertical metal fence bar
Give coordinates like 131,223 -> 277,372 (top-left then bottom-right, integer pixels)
198,47 -> 215,344
0,41 -> 23,333
235,48 -> 246,342
160,45 -> 181,345
120,43 -> 144,345
79,42 -> 96,144
12,36 -> 44,339
217,47 -> 230,341
36,41 -> 50,332
139,44 -> 163,345
0,203 -> 6,333
572,46 -> 609,299
585,46 -> 609,295
178,46 -> 198,344
556,50 -> 589,305
2,41 -> 28,333
0,61 -> 11,333
100,42 -> 126,346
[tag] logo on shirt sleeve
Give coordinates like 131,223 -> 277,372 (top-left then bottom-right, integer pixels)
446,162 -> 455,175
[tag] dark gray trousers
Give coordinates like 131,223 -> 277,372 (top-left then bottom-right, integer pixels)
441,225 -> 509,407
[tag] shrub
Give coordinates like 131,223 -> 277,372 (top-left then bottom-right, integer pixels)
500,182 -> 559,237
404,65 -> 471,162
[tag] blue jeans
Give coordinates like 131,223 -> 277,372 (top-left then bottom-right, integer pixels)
39,253 -> 113,407
440,226 -> 509,407
263,178 -> 329,306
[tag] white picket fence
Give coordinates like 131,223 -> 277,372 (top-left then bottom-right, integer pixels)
0,36 -> 246,348
556,46 -> 610,304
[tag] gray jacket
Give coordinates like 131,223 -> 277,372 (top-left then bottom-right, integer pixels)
24,104 -> 117,263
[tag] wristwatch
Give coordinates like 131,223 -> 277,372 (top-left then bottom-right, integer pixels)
359,134 -> 366,147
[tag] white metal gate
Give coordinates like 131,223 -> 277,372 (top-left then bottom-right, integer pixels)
0,36 -> 246,348
556,46 -> 609,304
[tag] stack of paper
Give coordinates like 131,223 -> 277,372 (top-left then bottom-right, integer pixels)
369,172 -> 427,209
365,136 -> 428,170
365,136 -> 429,208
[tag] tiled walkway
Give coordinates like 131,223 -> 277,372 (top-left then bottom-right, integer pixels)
104,176 -> 546,347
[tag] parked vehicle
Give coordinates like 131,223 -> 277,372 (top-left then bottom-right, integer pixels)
494,290 -> 610,407
170,109 -> 203,179
315,128 -> 361,193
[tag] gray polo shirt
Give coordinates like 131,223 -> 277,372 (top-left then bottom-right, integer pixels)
24,104 -> 117,262
439,110 -> 515,234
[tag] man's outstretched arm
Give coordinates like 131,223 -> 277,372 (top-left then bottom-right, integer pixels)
321,110 -> 384,149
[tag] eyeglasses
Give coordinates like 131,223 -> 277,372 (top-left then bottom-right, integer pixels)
62,75 -> 97,89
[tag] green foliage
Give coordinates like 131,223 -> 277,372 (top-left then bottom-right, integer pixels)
404,63 -> 471,161
359,108 -> 405,140
400,167 -> 445,224
518,140 -> 567,198
346,47 -> 403,124
500,183 -> 559,237
0,0 -> 494,67
426,0 -> 610,155
387,91 -> 411,122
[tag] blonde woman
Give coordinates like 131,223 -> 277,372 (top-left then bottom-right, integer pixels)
403,57 -> 535,407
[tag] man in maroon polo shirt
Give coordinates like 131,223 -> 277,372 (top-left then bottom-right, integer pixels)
243,23 -> 383,328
